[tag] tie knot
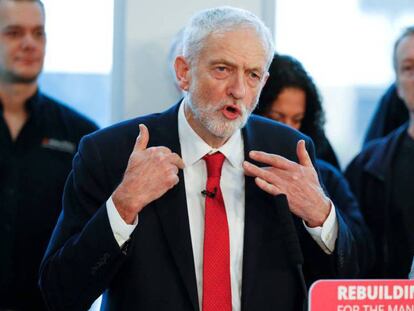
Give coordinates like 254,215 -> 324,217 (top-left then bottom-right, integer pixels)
203,152 -> 225,177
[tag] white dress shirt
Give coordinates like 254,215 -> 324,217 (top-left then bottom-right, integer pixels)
178,103 -> 245,311
106,101 -> 338,311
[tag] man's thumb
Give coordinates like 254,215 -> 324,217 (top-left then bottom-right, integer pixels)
134,124 -> 149,151
296,139 -> 313,167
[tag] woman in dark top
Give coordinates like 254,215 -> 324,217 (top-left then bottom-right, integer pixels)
255,54 -> 340,169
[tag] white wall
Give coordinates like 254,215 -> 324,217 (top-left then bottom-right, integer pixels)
111,0 -> 275,122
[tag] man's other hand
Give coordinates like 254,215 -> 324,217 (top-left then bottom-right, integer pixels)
243,140 -> 330,227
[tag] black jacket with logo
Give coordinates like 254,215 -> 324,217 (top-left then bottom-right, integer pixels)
0,91 -> 98,310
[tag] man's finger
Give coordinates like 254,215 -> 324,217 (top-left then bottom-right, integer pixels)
134,124 -> 150,151
169,153 -> 185,170
296,140 -> 313,168
255,177 -> 282,196
249,150 -> 295,170
148,146 -> 172,155
243,161 -> 264,178
243,161 -> 283,186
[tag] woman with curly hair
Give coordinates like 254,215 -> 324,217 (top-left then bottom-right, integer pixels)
254,54 -> 340,168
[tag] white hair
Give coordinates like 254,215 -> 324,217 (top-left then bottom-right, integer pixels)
182,6 -> 274,70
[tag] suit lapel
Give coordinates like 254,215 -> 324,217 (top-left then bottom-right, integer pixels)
150,103 -> 199,311
240,123 -> 266,309
240,121 -> 290,309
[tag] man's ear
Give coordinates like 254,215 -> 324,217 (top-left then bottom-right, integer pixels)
262,71 -> 269,86
175,56 -> 191,92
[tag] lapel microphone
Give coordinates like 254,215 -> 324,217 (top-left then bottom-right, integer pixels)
201,187 -> 217,198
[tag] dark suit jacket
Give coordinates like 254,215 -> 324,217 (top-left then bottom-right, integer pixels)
346,124 -> 412,278
40,103 -> 364,311
317,159 -> 374,276
364,83 -> 408,145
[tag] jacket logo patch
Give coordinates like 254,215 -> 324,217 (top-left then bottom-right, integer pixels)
41,138 -> 75,154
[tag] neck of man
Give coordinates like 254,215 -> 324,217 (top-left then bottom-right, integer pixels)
0,81 -> 38,140
0,80 -> 38,112
183,99 -> 230,149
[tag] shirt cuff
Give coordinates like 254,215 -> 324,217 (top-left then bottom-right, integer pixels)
304,201 -> 338,254
106,196 -> 138,247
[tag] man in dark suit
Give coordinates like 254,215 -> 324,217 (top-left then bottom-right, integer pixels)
40,6 -> 368,311
346,26 -> 414,278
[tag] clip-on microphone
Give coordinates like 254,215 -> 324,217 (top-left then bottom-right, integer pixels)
201,187 -> 217,198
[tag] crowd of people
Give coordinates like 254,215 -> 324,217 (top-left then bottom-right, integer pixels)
0,1 -> 413,310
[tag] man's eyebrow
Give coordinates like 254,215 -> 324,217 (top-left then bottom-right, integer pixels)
3,25 -> 22,30
208,59 -> 236,67
208,59 -> 265,73
2,25 -> 44,33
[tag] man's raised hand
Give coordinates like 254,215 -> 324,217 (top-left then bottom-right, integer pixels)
112,124 -> 185,224
243,140 -> 330,227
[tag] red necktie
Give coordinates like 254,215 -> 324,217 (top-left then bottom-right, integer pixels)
202,152 -> 232,311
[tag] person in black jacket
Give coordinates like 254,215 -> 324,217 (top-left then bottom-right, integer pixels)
364,83 -> 408,145
254,54 -> 373,278
0,0 -> 98,309
363,27 -> 414,145
345,26 -> 414,278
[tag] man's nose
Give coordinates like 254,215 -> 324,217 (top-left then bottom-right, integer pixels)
227,72 -> 246,99
21,34 -> 37,50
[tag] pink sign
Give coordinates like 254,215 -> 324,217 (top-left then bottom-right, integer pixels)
309,280 -> 414,311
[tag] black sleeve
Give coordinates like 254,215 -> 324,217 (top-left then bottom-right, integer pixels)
326,167 -> 374,277
301,152 -> 373,283
39,135 -> 128,311
297,139 -> 337,285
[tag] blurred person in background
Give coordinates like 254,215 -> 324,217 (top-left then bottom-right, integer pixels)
363,27 -> 414,145
364,83 -> 408,145
168,27 -> 185,97
0,0 -> 98,309
254,54 -> 340,169
346,26 -> 414,278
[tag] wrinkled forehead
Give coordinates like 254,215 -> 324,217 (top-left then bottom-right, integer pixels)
0,0 -> 45,28
199,28 -> 269,68
213,25 -> 268,50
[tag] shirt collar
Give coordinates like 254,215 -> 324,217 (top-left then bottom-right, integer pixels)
0,89 -> 39,113
178,99 -> 244,168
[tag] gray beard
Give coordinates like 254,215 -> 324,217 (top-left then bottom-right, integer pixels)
186,94 -> 253,139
